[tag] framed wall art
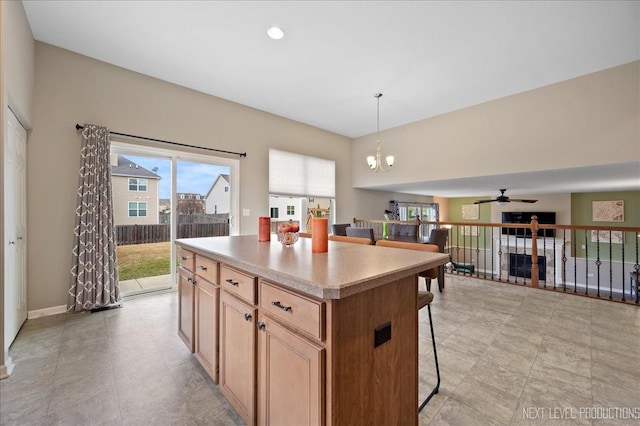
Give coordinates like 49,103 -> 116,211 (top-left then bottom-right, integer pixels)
462,203 -> 479,220
592,200 -> 624,222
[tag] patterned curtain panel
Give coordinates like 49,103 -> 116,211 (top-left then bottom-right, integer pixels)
68,124 -> 120,312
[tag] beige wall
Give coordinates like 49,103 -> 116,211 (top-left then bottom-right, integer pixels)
1,0 -> 34,376
29,42 -> 417,311
352,61 -> 640,189
112,175 -> 160,225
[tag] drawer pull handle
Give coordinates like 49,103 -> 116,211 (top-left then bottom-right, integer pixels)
225,279 -> 239,286
187,277 -> 192,283
192,279 -> 197,286
180,256 -> 188,261
257,321 -> 266,331
271,301 -> 292,312
244,313 -> 252,322
197,266 -> 207,271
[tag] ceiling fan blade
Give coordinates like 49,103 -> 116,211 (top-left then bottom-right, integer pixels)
510,199 -> 538,203
474,199 -> 496,204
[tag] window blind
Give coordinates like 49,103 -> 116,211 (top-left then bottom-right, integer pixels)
269,149 -> 335,198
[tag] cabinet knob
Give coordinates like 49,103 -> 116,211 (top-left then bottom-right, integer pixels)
225,278 -> 239,286
192,279 -> 197,286
244,313 -> 252,322
271,301 -> 292,312
257,321 -> 266,331
180,256 -> 188,261
8,241 -> 15,245
187,277 -> 192,283
197,265 -> 207,271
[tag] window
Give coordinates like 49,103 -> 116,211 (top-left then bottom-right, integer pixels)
128,178 -> 147,192
225,186 -> 229,192
128,201 -> 147,217
269,149 -> 335,198
287,205 -> 295,215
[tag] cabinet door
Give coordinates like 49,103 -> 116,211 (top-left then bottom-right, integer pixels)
178,267 -> 195,352
195,279 -> 219,382
220,290 -> 257,425
258,314 -> 324,426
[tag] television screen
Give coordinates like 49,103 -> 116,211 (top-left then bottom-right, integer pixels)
501,212 -> 556,237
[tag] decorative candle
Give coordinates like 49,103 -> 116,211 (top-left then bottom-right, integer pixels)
312,217 -> 328,253
258,216 -> 271,242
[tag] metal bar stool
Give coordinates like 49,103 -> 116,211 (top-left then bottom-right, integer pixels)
417,290 -> 440,412
375,240 -> 441,411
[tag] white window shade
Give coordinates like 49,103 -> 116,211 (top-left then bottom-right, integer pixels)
269,149 -> 335,198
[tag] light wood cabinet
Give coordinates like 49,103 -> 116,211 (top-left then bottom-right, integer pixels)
176,236 -> 433,425
178,265 -> 195,352
257,313 -> 324,426
220,289 -> 257,425
195,276 -> 219,382
194,255 -> 219,382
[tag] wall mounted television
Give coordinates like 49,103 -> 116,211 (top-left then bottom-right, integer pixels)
501,212 -> 556,238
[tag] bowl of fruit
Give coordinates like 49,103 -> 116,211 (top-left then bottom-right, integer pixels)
277,223 -> 300,247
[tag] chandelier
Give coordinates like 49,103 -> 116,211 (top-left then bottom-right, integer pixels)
367,93 -> 394,172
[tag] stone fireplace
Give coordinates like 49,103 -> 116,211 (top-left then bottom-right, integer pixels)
494,236 -> 567,283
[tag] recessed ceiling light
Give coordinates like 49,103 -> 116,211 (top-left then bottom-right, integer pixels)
267,26 -> 285,40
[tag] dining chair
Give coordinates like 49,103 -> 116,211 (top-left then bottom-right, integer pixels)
375,240 -> 441,411
389,223 -> 419,238
328,235 -> 372,245
427,228 -> 450,292
331,223 -> 351,236
345,227 -> 375,245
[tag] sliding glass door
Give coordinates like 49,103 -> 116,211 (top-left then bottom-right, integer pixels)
111,142 -> 239,295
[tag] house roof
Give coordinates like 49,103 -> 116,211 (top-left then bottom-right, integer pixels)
111,155 -> 160,179
205,174 -> 230,199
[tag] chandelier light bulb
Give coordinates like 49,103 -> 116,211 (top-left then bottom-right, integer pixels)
367,93 -> 393,172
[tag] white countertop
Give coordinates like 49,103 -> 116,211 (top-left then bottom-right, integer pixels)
176,235 -> 449,299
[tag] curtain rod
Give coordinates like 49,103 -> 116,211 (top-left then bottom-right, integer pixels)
75,124 -> 247,158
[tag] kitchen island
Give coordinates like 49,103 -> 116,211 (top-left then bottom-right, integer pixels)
176,235 -> 449,425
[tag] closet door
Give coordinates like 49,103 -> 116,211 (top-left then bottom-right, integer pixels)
5,107 -> 28,349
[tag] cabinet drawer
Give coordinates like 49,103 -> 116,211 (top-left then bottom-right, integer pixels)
195,255 -> 219,285
260,280 -> 324,341
178,247 -> 195,272
220,265 -> 257,304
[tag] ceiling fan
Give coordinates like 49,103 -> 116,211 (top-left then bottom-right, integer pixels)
474,189 -> 538,205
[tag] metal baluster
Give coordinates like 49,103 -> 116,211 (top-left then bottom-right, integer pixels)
624,231 -> 625,302
635,231 -> 639,304
475,226 -> 480,278
573,229 -> 578,293
562,229 -> 568,292
595,231 -> 601,298
584,230 -> 589,296
609,230 -> 613,300
543,234 -> 547,288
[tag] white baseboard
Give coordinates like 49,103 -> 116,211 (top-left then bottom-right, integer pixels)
28,304 -> 67,319
0,356 -> 14,379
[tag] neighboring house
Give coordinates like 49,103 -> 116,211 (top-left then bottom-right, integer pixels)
159,198 -> 171,214
111,155 -> 161,225
177,193 -> 205,214
204,174 -> 230,214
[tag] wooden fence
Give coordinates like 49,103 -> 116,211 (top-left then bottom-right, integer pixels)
116,222 -> 229,245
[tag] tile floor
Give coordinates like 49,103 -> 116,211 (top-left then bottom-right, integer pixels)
1,275 -> 639,425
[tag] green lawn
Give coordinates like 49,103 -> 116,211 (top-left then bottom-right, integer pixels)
117,241 -> 171,281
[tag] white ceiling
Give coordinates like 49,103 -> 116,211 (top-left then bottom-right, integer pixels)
23,1 -> 640,198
